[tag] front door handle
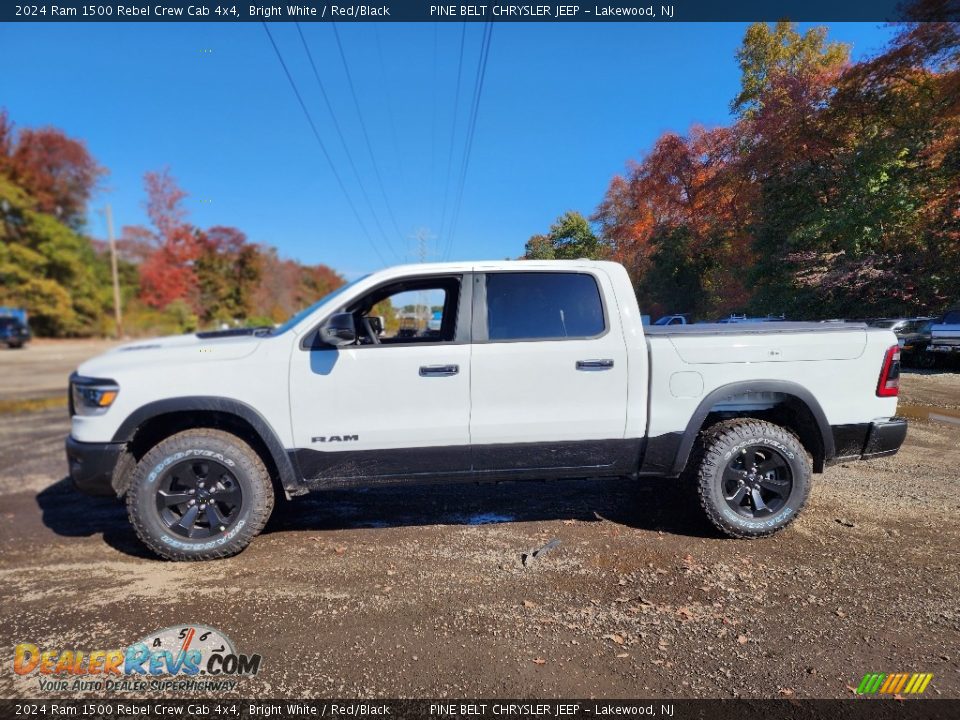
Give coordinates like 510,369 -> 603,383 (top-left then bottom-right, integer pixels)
576,359 -> 614,371
420,364 -> 460,377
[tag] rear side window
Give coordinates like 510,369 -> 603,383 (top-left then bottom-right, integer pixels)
485,272 -> 605,341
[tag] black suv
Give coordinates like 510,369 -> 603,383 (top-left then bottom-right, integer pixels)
867,317 -> 934,368
0,316 -> 31,349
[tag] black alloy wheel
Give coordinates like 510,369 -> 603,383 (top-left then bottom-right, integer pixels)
721,445 -> 793,519
155,458 -> 243,539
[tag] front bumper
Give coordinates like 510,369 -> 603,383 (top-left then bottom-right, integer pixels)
65,436 -> 125,496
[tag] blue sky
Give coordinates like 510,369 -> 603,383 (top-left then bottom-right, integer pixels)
0,21 -> 895,277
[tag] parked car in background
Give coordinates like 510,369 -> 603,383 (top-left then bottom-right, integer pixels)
653,314 -> 690,326
867,318 -> 935,368
929,305 -> 960,360
0,309 -> 31,349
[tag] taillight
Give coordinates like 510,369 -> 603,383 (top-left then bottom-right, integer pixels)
877,344 -> 901,397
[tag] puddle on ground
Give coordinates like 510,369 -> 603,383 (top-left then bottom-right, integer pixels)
899,403 -> 960,427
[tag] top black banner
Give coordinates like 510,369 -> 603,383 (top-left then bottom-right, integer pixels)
4,0 -> 960,23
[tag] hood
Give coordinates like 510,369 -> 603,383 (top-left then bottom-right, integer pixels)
77,331 -> 264,378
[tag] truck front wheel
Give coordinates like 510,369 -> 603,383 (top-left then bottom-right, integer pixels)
126,429 -> 274,560
692,419 -> 811,538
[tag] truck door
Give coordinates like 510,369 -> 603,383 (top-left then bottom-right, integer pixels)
469,269 -> 631,476
288,273 -> 473,483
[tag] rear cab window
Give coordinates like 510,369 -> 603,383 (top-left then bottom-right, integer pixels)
483,272 -> 606,342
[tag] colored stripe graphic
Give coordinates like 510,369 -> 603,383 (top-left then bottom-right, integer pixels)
857,672 -> 932,695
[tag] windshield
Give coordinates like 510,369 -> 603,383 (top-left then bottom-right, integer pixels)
868,320 -> 898,329
654,316 -> 676,325
903,320 -> 931,333
272,275 -> 370,335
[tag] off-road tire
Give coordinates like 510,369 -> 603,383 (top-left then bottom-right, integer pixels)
127,429 -> 274,560
691,418 -> 811,539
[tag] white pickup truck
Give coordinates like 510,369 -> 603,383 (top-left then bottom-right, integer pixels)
66,260 -> 907,560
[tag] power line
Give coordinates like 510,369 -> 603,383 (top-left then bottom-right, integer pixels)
444,22 -> 494,261
295,22 -> 400,262
429,22 -> 439,227
373,22 -> 406,196
437,23 -> 467,257
261,22 -> 387,266
330,23 -> 407,249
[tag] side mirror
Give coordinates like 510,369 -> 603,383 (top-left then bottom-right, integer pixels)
319,313 -> 356,346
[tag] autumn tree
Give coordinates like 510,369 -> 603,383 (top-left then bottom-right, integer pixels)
134,169 -> 202,311
195,226 -> 263,324
732,21 -> 849,118
748,17 -> 960,317
0,115 -> 112,335
594,125 -> 754,317
0,110 -> 105,229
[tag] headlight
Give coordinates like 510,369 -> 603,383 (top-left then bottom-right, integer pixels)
70,376 -> 119,416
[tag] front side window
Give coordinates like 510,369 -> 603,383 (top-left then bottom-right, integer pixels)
349,276 -> 461,345
485,272 -> 605,342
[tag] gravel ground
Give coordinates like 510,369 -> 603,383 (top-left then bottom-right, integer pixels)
0,339 -> 122,402
0,341 -> 958,699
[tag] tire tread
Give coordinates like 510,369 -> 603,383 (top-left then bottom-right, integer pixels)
691,418 -> 811,539
127,428 -> 274,561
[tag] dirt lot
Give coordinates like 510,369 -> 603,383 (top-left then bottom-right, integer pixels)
0,340 -> 957,699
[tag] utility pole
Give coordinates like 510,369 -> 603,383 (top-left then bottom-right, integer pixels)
104,204 -> 123,338
410,227 -> 435,330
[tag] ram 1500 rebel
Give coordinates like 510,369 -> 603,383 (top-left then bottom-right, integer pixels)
66,261 -> 907,560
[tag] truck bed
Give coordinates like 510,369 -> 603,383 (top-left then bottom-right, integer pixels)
645,321 -> 868,336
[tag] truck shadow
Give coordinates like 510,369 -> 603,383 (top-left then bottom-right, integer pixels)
37,475 -> 716,560
266,475 -> 715,539
36,477 -> 156,558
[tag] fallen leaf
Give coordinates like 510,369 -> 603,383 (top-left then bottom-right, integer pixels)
737,634 -> 749,645
603,633 -> 625,645
523,600 -> 536,609
835,609 -> 847,618
334,546 -> 346,555
562,519 -> 575,525
779,688 -> 795,697
532,658 -> 546,665
616,652 -> 629,658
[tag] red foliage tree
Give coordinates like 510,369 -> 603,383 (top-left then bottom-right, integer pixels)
2,118 -> 105,227
136,169 -> 201,310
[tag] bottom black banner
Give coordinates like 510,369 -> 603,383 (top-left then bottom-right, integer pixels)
1,699 -> 957,720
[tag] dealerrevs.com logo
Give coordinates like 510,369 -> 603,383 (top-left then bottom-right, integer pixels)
13,625 -> 261,693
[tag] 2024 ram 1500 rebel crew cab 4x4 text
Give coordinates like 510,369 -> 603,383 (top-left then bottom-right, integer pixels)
66,261 -> 907,560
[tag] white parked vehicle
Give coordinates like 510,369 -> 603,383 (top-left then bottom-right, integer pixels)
66,261 -> 907,560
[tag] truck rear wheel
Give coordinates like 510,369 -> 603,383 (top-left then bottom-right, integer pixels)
127,429 -> 274,560
691,419 -> 811,538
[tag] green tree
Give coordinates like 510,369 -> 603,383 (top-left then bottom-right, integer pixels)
0,175 -> 111,335
732,21 -> 849,117
522,211 -> 605,260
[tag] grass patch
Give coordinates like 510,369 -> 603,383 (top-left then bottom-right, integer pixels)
0,396 -> 67,414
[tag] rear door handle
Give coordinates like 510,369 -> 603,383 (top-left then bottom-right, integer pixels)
420,364 -> 460,377
576,359 -> 614,371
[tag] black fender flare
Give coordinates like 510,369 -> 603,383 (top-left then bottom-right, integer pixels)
111,396 -> 303,494
667,380 -> 835,476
